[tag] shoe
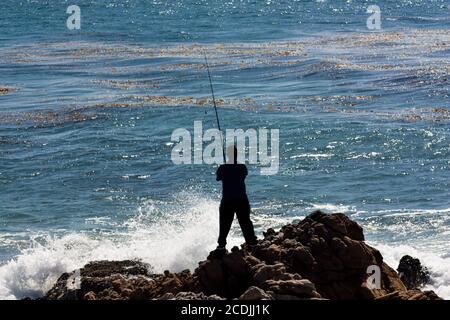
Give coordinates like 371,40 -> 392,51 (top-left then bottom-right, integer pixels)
210,246 -> 227,258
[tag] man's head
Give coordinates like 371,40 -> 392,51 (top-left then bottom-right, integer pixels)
227,144 -> 238,164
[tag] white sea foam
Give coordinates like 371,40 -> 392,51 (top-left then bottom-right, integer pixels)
0,195 -> 219,299
290,153 -> 333,159
307,202 -> 355,213
375,207 -> 450,217
0,193 -> 297,300
0,234 -> 117,300
370,242 -> 450,299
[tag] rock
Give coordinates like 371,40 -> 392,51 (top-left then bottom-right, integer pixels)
82,260 -> 151,277
263,228 -> 276,238
0,87 -> 16,95
252,263 -> 302,289
265,279 -> 320,298
404,290 -> 441,300
42,211 -> 441,301
250,211 -> 438,300
193,248 -> 253,298
44,260 -> 187,300
83,291 -> 97,300
375,289 -> 441,301
239,286 -> 273,300
397,255 -> 430,289
44,272 -> 78,300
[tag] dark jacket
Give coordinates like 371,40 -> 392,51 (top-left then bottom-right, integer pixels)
216,164 -> 248,201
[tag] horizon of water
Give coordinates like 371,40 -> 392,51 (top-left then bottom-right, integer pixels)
0,0 -> 449,299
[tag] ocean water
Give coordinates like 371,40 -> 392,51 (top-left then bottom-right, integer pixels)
0,0 -> 449,300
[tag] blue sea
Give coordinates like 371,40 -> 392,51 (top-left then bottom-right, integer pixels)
0,0 -> 449,299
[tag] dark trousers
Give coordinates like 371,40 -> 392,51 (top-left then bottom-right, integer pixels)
218,198 -> 257,247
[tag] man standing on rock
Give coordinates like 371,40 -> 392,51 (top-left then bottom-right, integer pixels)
216,145 -> 258,250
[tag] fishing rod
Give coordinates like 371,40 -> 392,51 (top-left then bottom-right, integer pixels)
204,50 -> 226,163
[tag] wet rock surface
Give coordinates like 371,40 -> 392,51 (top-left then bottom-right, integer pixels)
43,211 -> 441,300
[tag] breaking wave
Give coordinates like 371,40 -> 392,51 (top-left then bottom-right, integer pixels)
0,193 -> 297,300
372,242 -> 450,299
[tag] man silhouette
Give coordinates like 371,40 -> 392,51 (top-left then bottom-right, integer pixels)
216,145 -> 257,250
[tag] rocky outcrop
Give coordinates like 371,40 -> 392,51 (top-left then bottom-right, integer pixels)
397,255 -> 431,290
249,211 -> 402,299
43,211 -> 442,300
45,260 -> 199,300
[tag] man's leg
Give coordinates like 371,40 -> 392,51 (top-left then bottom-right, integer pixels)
236,199 -> 257,245
218,200 -> 234,248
